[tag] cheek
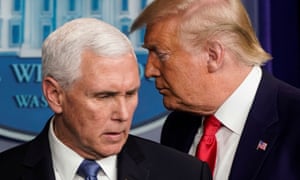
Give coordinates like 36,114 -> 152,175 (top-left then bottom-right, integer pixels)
64,100 -> 107,131
126,98 -> 139,120
170,70 -> 203,99
131,97 -> 139,110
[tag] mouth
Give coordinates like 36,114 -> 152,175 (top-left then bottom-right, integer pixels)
157,88 -> 168,95
103,131 -> 125,142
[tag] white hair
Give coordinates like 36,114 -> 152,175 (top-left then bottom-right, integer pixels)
42,18 -> 135,89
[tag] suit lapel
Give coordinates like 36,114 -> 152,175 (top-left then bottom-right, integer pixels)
117,135 -> 150,180
21,119 -> 55,180
229,71 -> 281,180
161,111 -> 203,153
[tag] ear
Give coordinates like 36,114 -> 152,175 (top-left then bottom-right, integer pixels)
206,40 -> 224,73
42,77 -> 64,113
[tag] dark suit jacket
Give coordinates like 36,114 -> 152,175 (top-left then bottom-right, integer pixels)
0,120 -> 211,180
161,70 -> 300,180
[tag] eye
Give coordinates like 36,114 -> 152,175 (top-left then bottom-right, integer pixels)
157,52 -> 169,61
126,90 -> 138,97
97,94 -> 111,99
95,92 -> 116,99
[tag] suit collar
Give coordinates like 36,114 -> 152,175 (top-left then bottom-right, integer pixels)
21,120 -> 150,180
22,119 -> 56,180
117,135 -> 150,180
229,70 -> 281,179
215,66 -> 262,135
162,111 -> 202,153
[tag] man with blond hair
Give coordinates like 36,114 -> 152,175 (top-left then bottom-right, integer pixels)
131,0 -> 300,179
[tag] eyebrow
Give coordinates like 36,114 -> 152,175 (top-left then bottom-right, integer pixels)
142,44 -> 149,49
142,44 -> 157,51
126,87 -> 140,94
94,87 -> 140,96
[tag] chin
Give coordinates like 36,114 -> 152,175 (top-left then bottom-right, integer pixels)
163,98 -> 194,112
97,145 -> 124,158
163,100 -> 178,111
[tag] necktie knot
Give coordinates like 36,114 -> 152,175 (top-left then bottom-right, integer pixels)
203,115 -> 222,136
77,159 -> 101,180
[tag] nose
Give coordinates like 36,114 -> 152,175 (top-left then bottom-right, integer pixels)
145,57 -> 161,78
112,98 -> 130,121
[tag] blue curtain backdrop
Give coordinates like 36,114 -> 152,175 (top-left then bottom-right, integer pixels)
259,0 -> 272,72
0,0 -> 299,152
259,1 -> 300,87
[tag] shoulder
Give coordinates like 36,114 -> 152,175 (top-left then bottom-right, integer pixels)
260,71 -> 300,137
164,111 -> 202,130
259,70 -> 300,115
262,70 -> 300,101
0,141 -> 32,176
0,127 -> 50,167
0,141 -> 30,161
125,135 -> 211,178
270,74 -> 300,115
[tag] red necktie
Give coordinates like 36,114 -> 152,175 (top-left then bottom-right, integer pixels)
196,115 -> 221,174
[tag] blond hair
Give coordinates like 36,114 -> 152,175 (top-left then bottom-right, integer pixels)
131,0 -> 272,66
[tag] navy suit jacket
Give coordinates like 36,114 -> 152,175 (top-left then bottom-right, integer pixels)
161,70 -> 300,180
0,120 -> 212,180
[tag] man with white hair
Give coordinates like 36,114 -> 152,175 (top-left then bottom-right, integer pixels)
0,18 -> 211,180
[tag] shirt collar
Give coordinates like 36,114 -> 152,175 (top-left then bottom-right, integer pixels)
215,66 -> 262,135
97,155 -> 117,180
48,117 -> 117,180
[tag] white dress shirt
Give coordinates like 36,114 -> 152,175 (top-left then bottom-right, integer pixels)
189,66 -> 262,180
48,118 -> 117,180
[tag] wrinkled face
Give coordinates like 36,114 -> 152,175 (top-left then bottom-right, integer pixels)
144,17 -> 215,113
52,50 -> 140,159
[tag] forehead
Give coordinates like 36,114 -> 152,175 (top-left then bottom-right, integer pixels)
144,17 -> 179,48
81,50 -> 136,68
79,50 -> 140,86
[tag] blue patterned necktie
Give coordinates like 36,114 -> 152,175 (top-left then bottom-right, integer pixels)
77,159 -> 101,180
